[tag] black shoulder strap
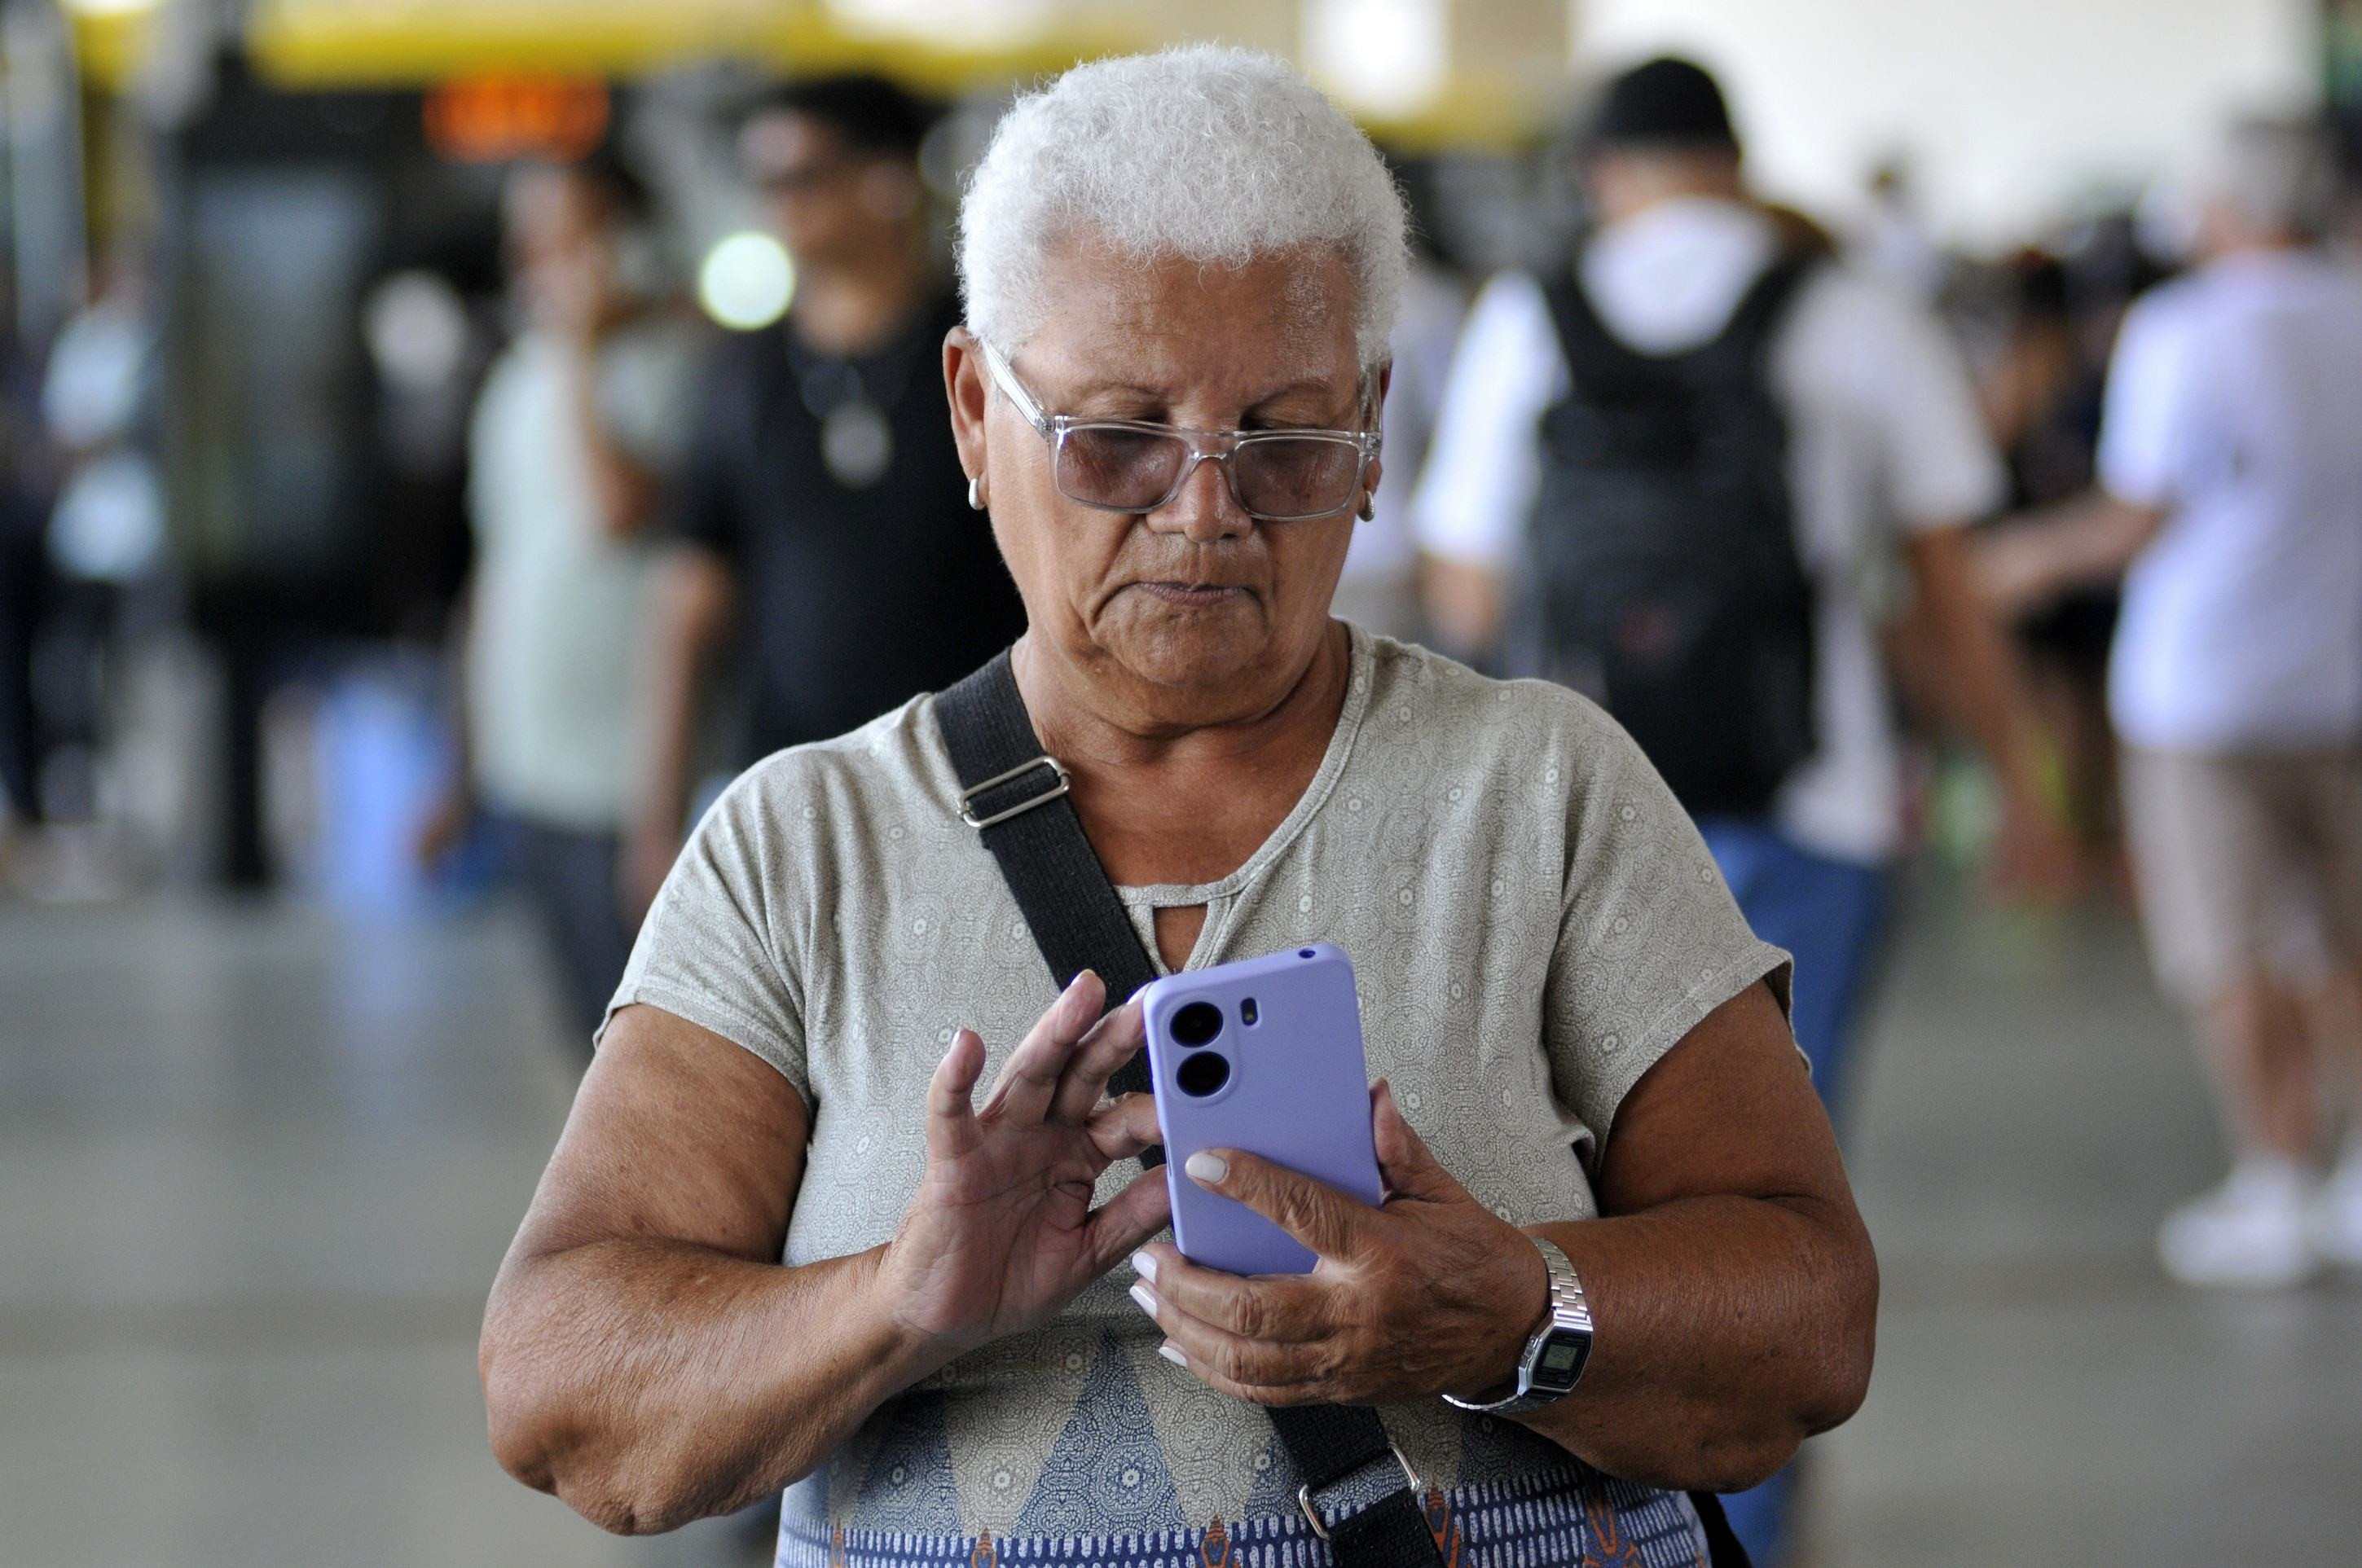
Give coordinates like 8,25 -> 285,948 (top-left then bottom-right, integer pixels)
1714,250 -> 1818,363
933,650 -> 1747,1568
1542,247 -> 1818,380
934,650 -> 1160,1024
935,651 -> 1440,1566
1541,261 -> 1656,394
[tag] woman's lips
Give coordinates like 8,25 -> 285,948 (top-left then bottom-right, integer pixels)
1136,582 -> 1250,608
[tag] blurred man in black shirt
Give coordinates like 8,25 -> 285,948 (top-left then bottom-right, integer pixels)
627,77 -> 1025,909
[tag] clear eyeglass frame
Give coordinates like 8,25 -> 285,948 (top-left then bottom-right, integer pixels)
977,338 -> 1381,523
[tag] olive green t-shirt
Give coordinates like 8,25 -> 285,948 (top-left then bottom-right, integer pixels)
608,628 -> 1787,1560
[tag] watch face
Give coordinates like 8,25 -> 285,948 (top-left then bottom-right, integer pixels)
1529,1332 -> 1590,1392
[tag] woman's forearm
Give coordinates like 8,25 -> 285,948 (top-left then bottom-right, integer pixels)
1518,1192 -> 1877,1491
481,1238 -> 939,1535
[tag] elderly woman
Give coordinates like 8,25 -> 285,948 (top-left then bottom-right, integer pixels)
481,46 -> 1876,1567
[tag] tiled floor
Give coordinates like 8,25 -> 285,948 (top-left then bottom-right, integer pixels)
4,881 -> 2357,1565
1818,881 -> 2362,1565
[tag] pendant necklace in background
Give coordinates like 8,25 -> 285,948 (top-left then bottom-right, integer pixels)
785,327 -> 916,490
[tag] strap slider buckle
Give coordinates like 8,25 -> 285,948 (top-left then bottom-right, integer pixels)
957,755 -> 1071,830
1296,1442 -> 1423,1544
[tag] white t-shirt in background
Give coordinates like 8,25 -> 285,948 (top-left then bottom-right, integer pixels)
1414,196 -> 2004,866
2097,249 -> 2362,753
468,323 -> 697,829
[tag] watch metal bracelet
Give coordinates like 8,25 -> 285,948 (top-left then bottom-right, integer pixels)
1441,1234 -> 1593,1415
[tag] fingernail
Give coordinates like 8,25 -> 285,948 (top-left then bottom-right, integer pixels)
1157,1340 -> 1186,1367
1064,969 -> 1095,997
1128,1280 -> 1159,1318
1129,1250 -> 1156,1283
1185,1151 -> 1228,1184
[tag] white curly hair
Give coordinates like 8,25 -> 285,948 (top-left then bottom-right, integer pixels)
957,45 -> 1410,369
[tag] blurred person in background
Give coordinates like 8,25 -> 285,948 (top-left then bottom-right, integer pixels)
0,288 -> 56,880
1973,252 -> 2123,893
623,76 -> 1026,911
1414,55 -> 2066,1564
414,148 -> 697,1051
1328,157 -> 1463,643
1979,118 -> 2362,1289
1850,155 -> 1947,302
42,253 -> 165,594
28,251 -> 167,899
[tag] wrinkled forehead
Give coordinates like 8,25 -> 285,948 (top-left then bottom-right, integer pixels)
1018,235 -> 1362,402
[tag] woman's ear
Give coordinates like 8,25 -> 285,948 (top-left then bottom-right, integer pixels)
1357,360 -> 1395,520
943,327 -> 991,494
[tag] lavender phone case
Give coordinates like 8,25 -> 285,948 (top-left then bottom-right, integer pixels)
1139,943 -> 1383,1276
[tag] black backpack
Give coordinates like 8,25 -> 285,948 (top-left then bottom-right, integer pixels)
1515,251 -> 1819,818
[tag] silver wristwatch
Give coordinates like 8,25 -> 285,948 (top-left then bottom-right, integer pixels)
1442,1235 -> 1594,1415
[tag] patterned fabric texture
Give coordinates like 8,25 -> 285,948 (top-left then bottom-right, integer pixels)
609,627 -> 1787,1559
777,1454 -> 1709,1568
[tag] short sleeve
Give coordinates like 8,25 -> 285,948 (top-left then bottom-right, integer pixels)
668,339 -> 752,562
1840,279 -> 2008,530
1410,270 -> 1564,566
601,767 -> 809,1105
2096,292 -> 2205,508
1541,703 -> 1792,1153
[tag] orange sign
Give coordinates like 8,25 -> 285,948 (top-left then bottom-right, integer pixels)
424,76 -> 611,164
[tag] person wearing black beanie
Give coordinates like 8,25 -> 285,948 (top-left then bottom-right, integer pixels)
1568,55 -> 1752,231
1587,55 -> 1740,151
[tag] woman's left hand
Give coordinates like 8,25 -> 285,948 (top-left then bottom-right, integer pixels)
1128,1081 -> 1549,1407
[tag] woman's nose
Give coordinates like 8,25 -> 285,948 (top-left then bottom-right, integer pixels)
1149,451 -> 1251,543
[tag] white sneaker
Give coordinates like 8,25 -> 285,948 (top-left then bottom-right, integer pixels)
2308,1153 -> 2362,1269
2157,1161 -> 2320,1289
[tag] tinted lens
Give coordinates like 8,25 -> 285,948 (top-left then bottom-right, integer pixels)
1058,425 -> 1189,509
1234,435 -> 1362,519
1169,1001 -> 1224,1048
1175,1051 -> 1231,1097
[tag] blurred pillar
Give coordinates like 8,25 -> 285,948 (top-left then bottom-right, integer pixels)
3,0 -> 91,341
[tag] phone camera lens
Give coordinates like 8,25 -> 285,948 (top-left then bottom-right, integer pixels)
1176,1051 -> 1232,1097
1239,997 -> 1259,1026
1170,1001 -> 1224,1048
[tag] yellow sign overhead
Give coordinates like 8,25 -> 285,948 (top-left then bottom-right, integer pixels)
241,0 -> 1129,90
68,0 -> 1563,151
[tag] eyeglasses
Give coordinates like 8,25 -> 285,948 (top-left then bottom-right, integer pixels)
979,340 -> 1379,523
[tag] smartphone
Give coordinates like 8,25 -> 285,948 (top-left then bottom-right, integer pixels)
1139,942 -> 1384,1276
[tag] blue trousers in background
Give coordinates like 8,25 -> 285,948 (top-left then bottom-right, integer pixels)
1693,817 -> 1895,1568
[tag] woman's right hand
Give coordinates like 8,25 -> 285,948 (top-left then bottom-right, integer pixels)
877,970 -> 1171,1361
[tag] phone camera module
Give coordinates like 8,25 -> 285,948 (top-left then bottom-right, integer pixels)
1175,1051 -> 1232,1097
1170,1001 -> 1224,1048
